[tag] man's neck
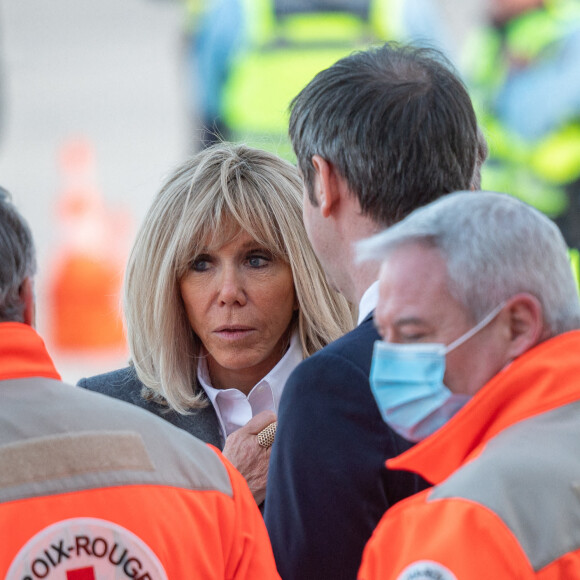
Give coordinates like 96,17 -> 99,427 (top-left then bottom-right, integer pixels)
350,262 -> 380,305
317,174 -> 384,304
331,238 -> 379,304
337,212 -> 383,304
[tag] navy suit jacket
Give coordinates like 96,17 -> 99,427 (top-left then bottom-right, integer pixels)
77,367 -> 223,449
264,315 -> 430,580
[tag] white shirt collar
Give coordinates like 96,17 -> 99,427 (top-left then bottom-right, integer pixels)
198,330 -> 303,439
357,280 -> 379,325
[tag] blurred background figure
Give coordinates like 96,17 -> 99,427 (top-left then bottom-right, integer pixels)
462,0 -> 580,250
185,0 -> 470,159
182,0 -> 211,149
367,0 -> 580,253
189,0 -> 391,157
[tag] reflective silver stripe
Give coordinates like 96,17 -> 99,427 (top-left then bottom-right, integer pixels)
430,400 -> 580,571
0,377 -> 233,502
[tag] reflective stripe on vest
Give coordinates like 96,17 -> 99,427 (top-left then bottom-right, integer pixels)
429,399 -> 580,572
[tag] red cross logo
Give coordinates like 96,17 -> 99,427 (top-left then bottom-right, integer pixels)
66,567 -> 96,580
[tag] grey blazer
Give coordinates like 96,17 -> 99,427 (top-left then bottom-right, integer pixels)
77,366 -> 224,449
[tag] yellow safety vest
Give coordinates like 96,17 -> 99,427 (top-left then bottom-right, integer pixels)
220,0 -> 395,159
184,0 -> 210,35
464,0 -> 580,217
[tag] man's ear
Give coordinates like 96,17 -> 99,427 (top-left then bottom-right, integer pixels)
501,293 -> 544,361
19,276 -> 35,327
311,155 -> 341,218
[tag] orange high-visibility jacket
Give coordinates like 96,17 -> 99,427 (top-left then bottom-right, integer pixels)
0,322 -> 280,580
359,330 -> 580,580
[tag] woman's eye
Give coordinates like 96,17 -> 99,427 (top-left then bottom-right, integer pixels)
247,254 -> 270,268
191,256 -> 211,271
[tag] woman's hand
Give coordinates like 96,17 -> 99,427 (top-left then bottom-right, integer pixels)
222,410 -> 277,505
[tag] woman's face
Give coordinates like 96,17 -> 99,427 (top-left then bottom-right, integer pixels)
180,227 -> 297,394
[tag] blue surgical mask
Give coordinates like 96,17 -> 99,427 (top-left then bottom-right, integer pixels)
369,303 -> 505,442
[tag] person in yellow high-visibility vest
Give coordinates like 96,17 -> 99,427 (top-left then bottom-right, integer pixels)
462,0 -> 580,250
190,0 -> 451,158
192,0 -> 388,157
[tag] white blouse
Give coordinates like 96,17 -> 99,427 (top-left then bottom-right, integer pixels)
197,331 -> 303,439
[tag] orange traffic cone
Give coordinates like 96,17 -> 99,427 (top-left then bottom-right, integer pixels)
47,137 -> 132,353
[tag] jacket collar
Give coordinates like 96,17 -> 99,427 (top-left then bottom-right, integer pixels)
0,322 -> 61,381
387,330 -> 580,484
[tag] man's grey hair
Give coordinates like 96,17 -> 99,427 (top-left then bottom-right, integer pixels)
0,187 -> 36,322
358,191 -> 580,336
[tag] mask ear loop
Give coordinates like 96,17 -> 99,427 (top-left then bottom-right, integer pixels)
444,301 -> 507,355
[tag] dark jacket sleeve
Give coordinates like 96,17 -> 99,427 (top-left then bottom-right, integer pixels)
78,368 -> 224,449
264,321 -> 429,580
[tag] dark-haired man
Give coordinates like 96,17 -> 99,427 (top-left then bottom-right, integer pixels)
264,42 -> 487,580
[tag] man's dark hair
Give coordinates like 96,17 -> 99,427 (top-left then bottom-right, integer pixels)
0,187 -> 36,322
289,42 -> 484,226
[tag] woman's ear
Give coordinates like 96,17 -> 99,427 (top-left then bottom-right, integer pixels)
502,293 -> 544,361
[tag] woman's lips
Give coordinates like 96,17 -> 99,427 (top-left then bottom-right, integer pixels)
213,326 -> 255,340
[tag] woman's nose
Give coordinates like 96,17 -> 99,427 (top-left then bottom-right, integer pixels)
217,267 -> 247,306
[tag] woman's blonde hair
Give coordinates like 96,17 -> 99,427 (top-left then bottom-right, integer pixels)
125,143 -> 354,413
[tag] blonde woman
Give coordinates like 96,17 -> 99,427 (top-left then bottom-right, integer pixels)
79,143 -> 354,504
